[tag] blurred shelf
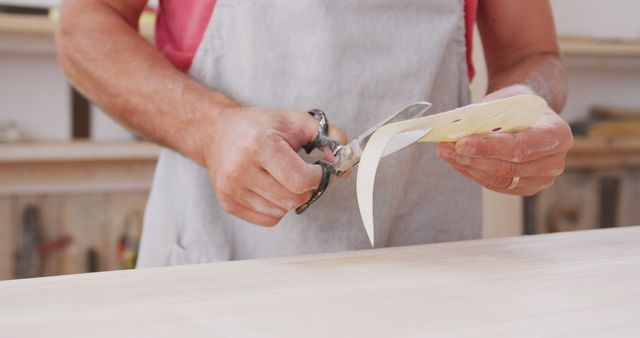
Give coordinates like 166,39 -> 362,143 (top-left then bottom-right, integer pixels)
566,136 -> 640,170
570,136 -> 640,153
0,12 -> 53,35
0,141 -> 161,195
1,0 -> 60,7
2,15 -> 637,56
0,11 -> 155,39
0,141 -> 160,163
560,37 -> 640,57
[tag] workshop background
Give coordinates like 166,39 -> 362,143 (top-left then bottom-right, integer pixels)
0,0 -> 639,280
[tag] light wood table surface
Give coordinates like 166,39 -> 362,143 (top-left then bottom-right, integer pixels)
1,227 -> 639,337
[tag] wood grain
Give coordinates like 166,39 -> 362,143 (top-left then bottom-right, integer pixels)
0,227 -> 638,338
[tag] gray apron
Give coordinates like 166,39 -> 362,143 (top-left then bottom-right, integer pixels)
138,0 -> 481,267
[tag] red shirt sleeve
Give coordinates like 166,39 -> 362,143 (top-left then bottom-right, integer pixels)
464,0 -> 479,80
155,0 -> 217,72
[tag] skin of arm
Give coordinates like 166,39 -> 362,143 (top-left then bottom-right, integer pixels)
437,0 -> 574,196
57,0 -> 347,226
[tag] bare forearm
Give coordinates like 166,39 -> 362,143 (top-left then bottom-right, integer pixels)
56,0 -> 236,165
56,1 -> 345,226
486,53 -> 566,113
477,0 -> 566,113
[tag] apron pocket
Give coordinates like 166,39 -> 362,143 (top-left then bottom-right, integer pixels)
168,242 -> 213,266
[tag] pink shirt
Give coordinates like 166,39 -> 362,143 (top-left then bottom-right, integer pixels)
156,0 -> 478,78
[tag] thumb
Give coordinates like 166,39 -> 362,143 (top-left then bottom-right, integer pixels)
291,111 -> 348,148
328,126 -> 348,145
323,126 -> 349,163
279,111 -> 321,150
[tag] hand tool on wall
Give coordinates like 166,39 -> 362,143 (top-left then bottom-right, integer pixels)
86,248 -> 98,272
117,211 -> 142,269
15,205 -> 41,279
15,205 -> 71,278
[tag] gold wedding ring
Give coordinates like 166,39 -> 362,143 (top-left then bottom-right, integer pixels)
506,176 -> 520,190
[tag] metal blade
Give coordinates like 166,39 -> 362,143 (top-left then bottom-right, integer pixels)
331,102 -> 432,174
356,102 -> 432,147
381,128 -> 432,157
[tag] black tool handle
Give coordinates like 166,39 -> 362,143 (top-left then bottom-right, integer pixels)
303,109 -> 342,154
296,109 -> 339,214
295,160 -> 334,214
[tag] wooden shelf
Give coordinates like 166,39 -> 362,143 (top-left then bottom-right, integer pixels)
559,37 -> 640,57
0,13 -> 53,35
566,136 -> 640,170
0,11 -> 155,39
0,141 -> 161,196
570,135 -> 640,153
0,141 -> 161,163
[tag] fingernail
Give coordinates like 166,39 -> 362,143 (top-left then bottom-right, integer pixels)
251,201 -> 285,218
264,208 -> 285,218
455,155 -> 471,165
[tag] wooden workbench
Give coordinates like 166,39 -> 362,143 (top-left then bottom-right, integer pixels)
0,227 -> 639,337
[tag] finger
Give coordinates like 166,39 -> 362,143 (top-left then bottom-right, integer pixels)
328,126 -> 348,144
218,198 -> 283,228
438,142 -> 456,151
449,162 -> 555,196
321,147 -> 338,162
454,132 -> 557,163
438,146 -> 565,178
259,132 -> 323,194
222,188 -> 286,219
317,126 -> 348,162
338,168 -> 352,179
286,111 -> 325,149
454,111 -> 572,162
250,169 -> 313,210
